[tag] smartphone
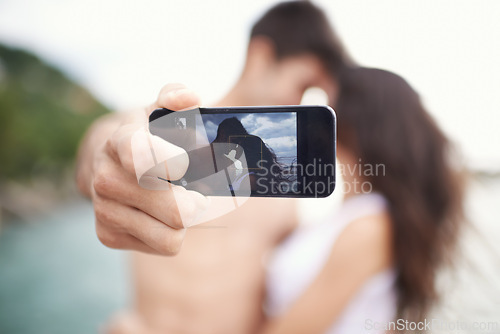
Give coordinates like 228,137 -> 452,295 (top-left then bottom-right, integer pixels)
149,105 -> 336,198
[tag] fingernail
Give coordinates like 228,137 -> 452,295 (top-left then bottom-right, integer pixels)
166,88 -> 191,100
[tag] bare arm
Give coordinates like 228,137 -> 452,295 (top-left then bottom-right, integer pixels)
259,213 -> 393,334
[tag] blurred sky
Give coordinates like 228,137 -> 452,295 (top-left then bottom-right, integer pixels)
0,0 -> 499,170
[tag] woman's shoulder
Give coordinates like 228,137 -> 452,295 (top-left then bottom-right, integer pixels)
323,201 -> 393,279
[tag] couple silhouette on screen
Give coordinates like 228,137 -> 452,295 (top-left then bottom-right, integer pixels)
211,117 -> 286,194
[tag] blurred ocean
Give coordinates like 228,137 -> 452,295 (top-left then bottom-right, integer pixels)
0,176 -> 499,334
0,201 -> 131,334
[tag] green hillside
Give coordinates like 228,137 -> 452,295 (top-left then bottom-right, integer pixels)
0,44 -> 110,182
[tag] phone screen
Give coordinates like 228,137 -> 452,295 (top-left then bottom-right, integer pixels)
149,106 -> 335,198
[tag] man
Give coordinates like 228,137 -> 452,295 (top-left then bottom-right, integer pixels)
76,2 -> 350,333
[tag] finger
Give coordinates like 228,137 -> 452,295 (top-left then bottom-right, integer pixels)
94,201 -> 158,254
151,84 -> 201,112
93,159 -> 209,229
104,124 -> 189,181
94,195 -> 186,255
96,228 -> 159,255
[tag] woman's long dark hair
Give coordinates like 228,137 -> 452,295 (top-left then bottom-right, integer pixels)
334,67 -> 465,320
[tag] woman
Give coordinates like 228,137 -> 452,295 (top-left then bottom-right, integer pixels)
261,67 -> 465,333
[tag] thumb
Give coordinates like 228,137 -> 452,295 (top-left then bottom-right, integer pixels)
151,83 -> 201,112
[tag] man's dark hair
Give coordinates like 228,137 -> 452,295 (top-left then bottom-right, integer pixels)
250,1 -> 353,76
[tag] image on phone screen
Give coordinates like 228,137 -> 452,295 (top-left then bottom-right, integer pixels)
200,111 -> 297,196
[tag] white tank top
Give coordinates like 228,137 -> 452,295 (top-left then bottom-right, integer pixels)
265,193 -> 397,334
